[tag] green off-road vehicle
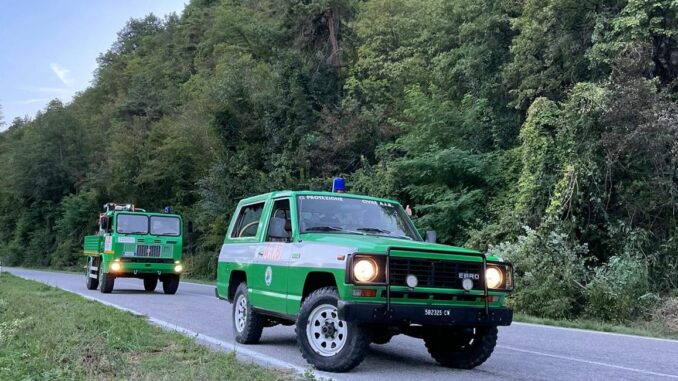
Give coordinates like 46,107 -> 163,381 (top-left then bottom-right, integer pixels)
215,184 -> 513,372
83,203 -> 184,294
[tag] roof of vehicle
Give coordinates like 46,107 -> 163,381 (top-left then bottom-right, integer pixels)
238,190 -> 402,206
107,210 -> 182,218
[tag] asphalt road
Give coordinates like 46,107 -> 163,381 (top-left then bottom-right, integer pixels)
4,267 -> 678,381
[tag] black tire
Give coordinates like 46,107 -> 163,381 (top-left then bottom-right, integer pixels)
144,277 -> 158,292
85,257 -> 99,290
162,274 -> 180,295
296,287 -> 370,372
232,282 -> 265,344
424,326 -> 498,369
99,269 -> 115,294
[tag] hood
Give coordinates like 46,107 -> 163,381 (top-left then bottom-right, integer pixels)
299,232 -> 481,256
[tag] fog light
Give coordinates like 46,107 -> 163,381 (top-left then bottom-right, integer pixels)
110,262 -> 121,272
406,274 -> 418,288
462,278 -> 474,290
174,264 -> 183,273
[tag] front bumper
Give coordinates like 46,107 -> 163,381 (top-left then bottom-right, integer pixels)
337,301 -> 513,326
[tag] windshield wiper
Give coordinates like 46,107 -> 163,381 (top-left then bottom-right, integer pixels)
305,226 -> 344,232
356,227 -> 391,234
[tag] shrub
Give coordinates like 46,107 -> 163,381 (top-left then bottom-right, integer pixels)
585,255 -> 653,322
489,226 -> 588,319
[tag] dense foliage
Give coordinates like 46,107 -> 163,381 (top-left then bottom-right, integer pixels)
1,0 -> 676,324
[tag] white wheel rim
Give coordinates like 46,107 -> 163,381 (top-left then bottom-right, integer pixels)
306,303 -> 348,357
234,294 -> 247,333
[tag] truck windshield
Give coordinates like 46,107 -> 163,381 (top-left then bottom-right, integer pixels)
117,214 -> 149,235
297,195 -> 419,240
150,216 -> 181,236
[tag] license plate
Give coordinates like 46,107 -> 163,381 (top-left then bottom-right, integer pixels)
424,309 -> 451,317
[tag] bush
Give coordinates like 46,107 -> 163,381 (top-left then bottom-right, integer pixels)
585,255 -> 653,322
652,297 -> 678,332
489,225 -> 588,319
183,251 -> 218,280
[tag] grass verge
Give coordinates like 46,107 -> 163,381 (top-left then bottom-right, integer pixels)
514,312 -> 678,340
0,273 -> 293,380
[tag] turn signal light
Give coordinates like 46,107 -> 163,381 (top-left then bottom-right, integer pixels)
352,289 -> 377,297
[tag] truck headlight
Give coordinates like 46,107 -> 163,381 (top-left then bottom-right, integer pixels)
353,258 -> 378,283
485,267 -> 503,289
110,262 -> 121,272
174,264 -> 183,273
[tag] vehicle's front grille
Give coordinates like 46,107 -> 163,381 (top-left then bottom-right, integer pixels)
123,244 -> 173,258
136,244 -> 161,257
389,257 -> 483,289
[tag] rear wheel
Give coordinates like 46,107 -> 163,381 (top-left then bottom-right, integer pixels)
296,287 -> 370,372
162,274 -> 180,294
424,326 -> 498,369
232,282 -> 264,344
99,268 -> 115,294
85,257 -> 99,290
144,277 -> 158,292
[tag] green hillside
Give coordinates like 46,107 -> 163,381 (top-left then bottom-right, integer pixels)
0,0 -> 676,326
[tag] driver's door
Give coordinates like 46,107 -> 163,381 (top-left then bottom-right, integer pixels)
249,198 -> 292,315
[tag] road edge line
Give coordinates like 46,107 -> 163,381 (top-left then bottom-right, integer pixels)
512,321 -> 678,343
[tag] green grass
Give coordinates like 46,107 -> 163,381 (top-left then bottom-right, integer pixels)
514,313 -> 678,340
0,273 -> 294,381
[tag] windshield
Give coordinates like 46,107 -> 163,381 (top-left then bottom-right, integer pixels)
150,216 -> 181,236
117,214 -> 149,235
297,195 -> 419,240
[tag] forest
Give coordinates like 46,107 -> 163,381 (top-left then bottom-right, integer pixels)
0,0 -> 676,327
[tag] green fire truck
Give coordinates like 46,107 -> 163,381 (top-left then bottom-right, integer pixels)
215,183 -> 513,372
83,203 -> 184,294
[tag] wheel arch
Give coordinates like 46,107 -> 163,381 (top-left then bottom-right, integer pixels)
302,271 -> 338,301
228,270 -> 247,302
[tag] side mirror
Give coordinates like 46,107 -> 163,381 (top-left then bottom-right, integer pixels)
268,217 -> 290,240
100,217 -> 109,231
425,230 -> 437,243
187,221 -> 193,234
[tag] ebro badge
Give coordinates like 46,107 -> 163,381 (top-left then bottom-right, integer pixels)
264,266 -> 272,286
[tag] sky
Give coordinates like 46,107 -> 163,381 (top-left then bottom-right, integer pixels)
0,0 -> 188,127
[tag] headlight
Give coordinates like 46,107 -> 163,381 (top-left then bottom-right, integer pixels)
485,267 -> 503,289
174,264 -> 183,273
353,258 -> 378,283
110,262 -> 121,272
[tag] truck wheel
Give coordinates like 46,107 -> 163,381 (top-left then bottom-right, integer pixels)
424,326 -> 497,369
162,274 -> 180,294
99,269 -> 115,294
144,277 -> 158,292
232,282 -> 264,344
85,257 -> 99,290
296,287 -> 370,372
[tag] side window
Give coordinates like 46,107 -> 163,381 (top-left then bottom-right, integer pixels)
231,202 -> 265,238
266,199 -> 291,242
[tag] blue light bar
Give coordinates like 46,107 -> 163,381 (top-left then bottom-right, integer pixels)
332,177 -> 346,193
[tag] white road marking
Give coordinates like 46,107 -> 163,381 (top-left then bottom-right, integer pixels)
6,270 -> 336,381
512,322 -> 678,343
498,345 -> 678,379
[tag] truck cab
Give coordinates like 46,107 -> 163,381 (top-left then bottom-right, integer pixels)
83,203 -> 184,294
216,187 -> 513,372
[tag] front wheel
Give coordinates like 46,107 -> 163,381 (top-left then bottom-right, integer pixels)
296,287 -> 370,372
424,326 -> 498,369
99,270 -> 115,294
162,274 -> 180,294
144,277 -> 158,292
